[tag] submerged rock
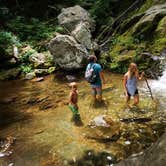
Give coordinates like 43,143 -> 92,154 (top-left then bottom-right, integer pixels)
116,133 -> 166,166
66,75 -> 77,82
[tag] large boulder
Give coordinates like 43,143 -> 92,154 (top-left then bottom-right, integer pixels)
116,133 -> 166,166
132,3 -> 166,37
58,5 -> 95,32
48,34 -> 88,70
71,22 -> 92,50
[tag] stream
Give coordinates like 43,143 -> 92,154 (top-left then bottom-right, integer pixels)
0,71 -> 165,166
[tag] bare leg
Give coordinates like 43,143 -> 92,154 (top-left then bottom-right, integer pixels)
126,95 -> 131,108
92,88 -> 97,102
96,87 -> 102,102
133,94 -> 139,106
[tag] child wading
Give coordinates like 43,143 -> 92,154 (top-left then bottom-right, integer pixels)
123,63 -> 144,107
68,82 -> 80,120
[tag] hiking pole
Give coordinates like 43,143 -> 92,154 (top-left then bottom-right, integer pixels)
144,76 -> 154,100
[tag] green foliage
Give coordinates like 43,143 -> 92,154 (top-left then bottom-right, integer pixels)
0,31 -> 20,47
48,67 -> 56,74
0,31 -> 21,58
6,16 -> 62,43
20,64 -> 32,74
20,50 -> 35,63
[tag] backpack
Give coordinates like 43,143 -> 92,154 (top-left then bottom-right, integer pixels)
85,64 -> 97,83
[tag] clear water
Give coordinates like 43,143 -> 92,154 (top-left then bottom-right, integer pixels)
0,72 -> 165,166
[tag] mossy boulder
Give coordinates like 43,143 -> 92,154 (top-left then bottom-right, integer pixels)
149,16 -> 166,54
132,3 -> 166,38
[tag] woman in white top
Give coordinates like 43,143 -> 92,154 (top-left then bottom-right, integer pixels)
123,63 -> 144,107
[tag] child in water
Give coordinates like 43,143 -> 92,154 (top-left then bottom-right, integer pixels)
68,82 -> 80,120
123,63 -> 144,107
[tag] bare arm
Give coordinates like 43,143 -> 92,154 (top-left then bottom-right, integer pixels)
69,92 -> 74,105
137,72 -> 144,80
99,71 -> 105,84
123,74 -> 128,95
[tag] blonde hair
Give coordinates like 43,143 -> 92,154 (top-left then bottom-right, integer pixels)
128,63 -> 138,79
69,82 -> 77,89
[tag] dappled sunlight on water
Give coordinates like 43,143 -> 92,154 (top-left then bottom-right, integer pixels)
0,72 -> 165,165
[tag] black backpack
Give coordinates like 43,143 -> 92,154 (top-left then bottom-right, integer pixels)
85,64 -> 97,83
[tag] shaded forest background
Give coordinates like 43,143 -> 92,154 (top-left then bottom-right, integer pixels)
0,0 -> 166,79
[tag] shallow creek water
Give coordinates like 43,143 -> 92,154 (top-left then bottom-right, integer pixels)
0,71 -> 165,166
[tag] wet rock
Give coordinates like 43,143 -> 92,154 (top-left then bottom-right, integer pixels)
92,115 -> 110,127
58,5 -> 95,32
31,77 -> 44,82
136,52 -> 163,79
34,67 -> 55,76
25,72 -> 36,80
68,150 -> 117,166
48,34 -> 88,70
66,75 -> 77,82
120,117 -> 151,123
86,115 -> 121,142
26,96 -> 49,105
39,103 -> 53,110
0,136 -> 15,158
118,13 -> 144,34
116,133 -> 166,166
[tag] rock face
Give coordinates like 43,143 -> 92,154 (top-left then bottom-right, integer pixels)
48,5 -> 95,70
133,3 -> 166,37
29,52 -> 53,68
116,133 -> 166,166
58,5 -> 95,32
48,35 -> 88,70
71,22 -> 92,50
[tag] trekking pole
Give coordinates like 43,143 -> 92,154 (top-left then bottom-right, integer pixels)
144,76 -> 154,100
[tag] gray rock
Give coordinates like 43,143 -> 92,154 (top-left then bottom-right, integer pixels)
66,75 -> 77,82
34,67 -> 55,76
58,5 -> 95,32
48,34 -> 88,70
29,51 -> 53,68
25,72 -> 36,80
71,22 -> 92,50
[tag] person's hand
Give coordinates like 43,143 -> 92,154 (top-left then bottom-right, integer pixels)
125,91 -> 128,97
141,71 -> 145,77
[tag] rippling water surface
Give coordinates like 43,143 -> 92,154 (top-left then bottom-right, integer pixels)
0,71 -> 165,166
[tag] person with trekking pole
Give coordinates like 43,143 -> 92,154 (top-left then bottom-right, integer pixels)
123,62 -> 144,108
